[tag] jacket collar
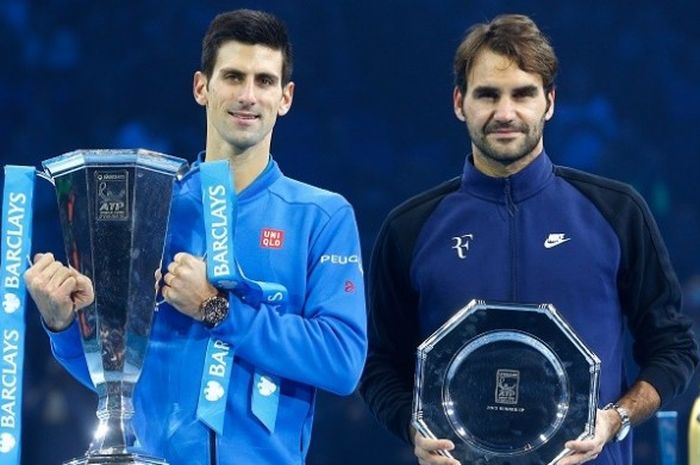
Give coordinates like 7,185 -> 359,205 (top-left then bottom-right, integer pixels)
192,151 -> 282,202
459,150 -> 554,203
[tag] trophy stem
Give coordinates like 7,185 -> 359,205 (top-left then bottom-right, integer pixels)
88,381 -> 137,455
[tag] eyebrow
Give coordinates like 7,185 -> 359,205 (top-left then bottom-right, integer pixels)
218,67 -> 280,82
256,72 -> 279,83
219,67 -> 243,75
512,85 -> 539,96
471,85 -> 540,96
472,86 -> 499,96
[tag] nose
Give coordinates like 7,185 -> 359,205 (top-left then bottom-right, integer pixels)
493,97 -> 516,122
238,78 -> 257,105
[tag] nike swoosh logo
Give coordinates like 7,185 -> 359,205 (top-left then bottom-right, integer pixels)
544,238 -> 571,248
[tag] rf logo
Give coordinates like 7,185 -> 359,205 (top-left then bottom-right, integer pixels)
451,234 -> 474,259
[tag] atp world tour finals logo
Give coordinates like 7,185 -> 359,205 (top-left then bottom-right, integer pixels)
95,171 -> 129,221
495,369 -> 520,405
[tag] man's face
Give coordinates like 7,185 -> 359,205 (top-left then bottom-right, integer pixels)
194,41 -> 294,155
454,49 -> 554,173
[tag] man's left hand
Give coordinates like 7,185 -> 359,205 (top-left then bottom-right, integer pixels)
161,252 -> 218,320
557,408 -> 619,465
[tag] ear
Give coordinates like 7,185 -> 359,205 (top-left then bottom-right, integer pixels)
453,86 -> 466,122
544,87 -> 556,121
277,81 -> 295,116
193,71 -> 208,107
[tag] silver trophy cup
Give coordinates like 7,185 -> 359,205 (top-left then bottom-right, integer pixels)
41,149 -> 188,465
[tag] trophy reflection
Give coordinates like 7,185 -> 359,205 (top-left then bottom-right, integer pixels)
42,149 -> 188,465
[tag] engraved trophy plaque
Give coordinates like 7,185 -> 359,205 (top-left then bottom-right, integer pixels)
41,149 -> 189,465
413,300 -> 600,465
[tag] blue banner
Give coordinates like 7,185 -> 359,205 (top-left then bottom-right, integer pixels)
200,161 -> 240,290
197,160 -> 285,433
199,161 -> 287,306
252,372 -> 281,433
0,166 -> 35,465
196,338 -> 235,435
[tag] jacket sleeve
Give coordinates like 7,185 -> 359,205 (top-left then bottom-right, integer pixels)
359,217 -> 420,444
616,189 -> 699,405
209,205 -> 367,396
45,318 -> 95,391
558,167 -> 699,406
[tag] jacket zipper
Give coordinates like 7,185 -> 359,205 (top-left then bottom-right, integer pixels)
504,179 -> 519,300
209,429 -> 217,465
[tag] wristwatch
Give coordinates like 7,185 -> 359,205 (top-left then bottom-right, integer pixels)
603,402 -> 631,441
200,292 -> 229,328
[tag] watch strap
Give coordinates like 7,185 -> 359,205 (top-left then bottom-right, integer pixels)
603,402 -> 631,441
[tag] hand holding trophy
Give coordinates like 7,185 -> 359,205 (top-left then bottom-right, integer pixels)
413,300 -> 601,465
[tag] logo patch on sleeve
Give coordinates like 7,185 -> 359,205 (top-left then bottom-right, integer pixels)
260,228 -> 285,249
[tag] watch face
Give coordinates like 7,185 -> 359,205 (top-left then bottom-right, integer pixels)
617,423 -> 630,441
203,296 -> 229,327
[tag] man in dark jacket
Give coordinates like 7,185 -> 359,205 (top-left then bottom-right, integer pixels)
360,14 -> 698,465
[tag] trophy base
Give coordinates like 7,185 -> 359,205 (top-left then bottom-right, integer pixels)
64,453 -> 168,465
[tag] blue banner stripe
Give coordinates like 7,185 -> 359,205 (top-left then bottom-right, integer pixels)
200,161 -> 241,289
196,161 -> 239,434
0,166 -> 35,465
196,339 -> 235,435
252,372 -> 280,433
196,160 -> 286,434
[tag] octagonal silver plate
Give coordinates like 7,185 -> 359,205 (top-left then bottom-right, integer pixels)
413,300 -> 600,465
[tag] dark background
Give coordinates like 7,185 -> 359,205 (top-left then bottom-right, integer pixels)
1,1 -> 699,464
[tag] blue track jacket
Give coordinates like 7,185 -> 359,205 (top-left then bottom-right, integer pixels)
46,158 -> 367,465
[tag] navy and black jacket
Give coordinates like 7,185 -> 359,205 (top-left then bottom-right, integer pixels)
359,151 -> 698,465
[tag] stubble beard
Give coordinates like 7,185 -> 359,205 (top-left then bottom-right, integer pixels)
469,114 -> 546,167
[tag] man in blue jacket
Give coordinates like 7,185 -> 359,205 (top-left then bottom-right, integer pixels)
359,14 -> 697,465
25,9 -> 367,465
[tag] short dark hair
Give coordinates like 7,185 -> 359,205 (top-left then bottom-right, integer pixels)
201,9 -> 293,85
454,14 -> 557,95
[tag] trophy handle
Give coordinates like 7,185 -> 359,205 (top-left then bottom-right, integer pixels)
35,168 -> 55,186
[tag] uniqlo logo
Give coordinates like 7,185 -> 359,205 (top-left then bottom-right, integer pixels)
260,228 -> 285,249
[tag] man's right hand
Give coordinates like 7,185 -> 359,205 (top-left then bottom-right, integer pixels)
24,253 -> 94,331
413,428 -> 461,465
